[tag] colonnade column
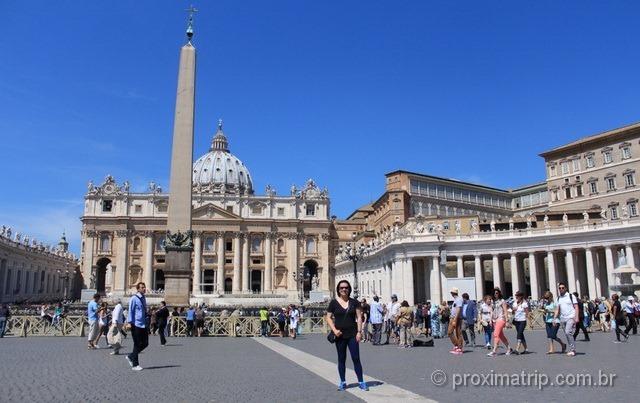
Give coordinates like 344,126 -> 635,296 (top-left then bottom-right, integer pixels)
144,233 -> 154,289
431,256 -> 441,304
386,262 -> 392,300
626,244 -> 638,284
547,251 -> 557,295
605,246 -> 616,296
403,258 -> 414,305
510,254 -> 520,294
528,252 -> 539,300
232,233 -> 241,293
585,247 -> 597,299
242,234 -> 250,293
82,231 -> 96,289
264,234 -> 273,292
474,254 -> 484,299
192,232 -> 202,295
457,256 -> 464,278
492,254 -> 504,292
216,232 -> 225,293
565,249 -> 577,293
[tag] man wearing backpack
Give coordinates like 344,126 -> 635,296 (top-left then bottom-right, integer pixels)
554,282 -> 579,357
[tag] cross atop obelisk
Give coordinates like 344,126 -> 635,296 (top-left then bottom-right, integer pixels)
164,6 -> 198,305
185,5 -> 198,43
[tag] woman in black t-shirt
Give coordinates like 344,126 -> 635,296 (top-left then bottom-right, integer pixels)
326,280 -> 367,392
612,294 -> 628,342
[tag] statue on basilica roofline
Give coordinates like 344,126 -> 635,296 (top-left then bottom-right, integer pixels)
0,225 -> 5,237
265,184 -> 276,197
583,211 -> 590,224
562,213 -> 569,226
5,227 -> 11,239
454,220 -> 461,234
543,214 -> 549,228
508,217 -> 514,231
490,220 -> 496,232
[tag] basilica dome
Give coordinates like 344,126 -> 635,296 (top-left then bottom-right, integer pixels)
192,121 -> 254,194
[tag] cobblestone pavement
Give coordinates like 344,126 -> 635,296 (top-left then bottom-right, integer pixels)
0,328 -> 637,403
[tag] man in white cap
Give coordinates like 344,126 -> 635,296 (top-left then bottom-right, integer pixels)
107,298 -> 124,355
448,287 -> 464,355
623,296 -> 638,336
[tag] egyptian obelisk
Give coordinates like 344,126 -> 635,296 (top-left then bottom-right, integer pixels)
164,8 -> 197,305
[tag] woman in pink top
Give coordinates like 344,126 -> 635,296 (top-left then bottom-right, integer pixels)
487,288 -> 513,357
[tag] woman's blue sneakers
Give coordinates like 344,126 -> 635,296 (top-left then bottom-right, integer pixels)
337,381 -> 347,391
359,382 -> 369,391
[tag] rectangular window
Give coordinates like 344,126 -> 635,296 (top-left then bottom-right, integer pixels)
589,182 -> 597,194
225,240 -> 233,252
157,204 -> 167,213
629,203 -> 638,217
306,204 -> 316,216
586,155 -> 595,168
277,207 -> 285,216
572,159 -> 580,172
5,269 -> 11,294
576,185 -> 583,197
226,206 -> 234,213
625,174 -> 635,187
604,151 -> 613,164
561,162 -> 569,175
204,237 -> 215,252
134,204 -> 142,213
102,200 -> 113,212
225,258 -> 232,264
610,206 -> 618,220
607,177 -> 616,191
549,165 -> 556,177
622,146 -> 631,159
565,188 -> 572,199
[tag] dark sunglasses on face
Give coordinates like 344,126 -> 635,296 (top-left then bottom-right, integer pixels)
339,287 -> 349,290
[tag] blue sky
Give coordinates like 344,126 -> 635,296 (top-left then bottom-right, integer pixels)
1,1 -> 639,254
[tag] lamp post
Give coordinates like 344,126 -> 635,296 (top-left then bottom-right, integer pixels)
292,266 -> 309,306
338,235 -> 370,299
56,267 -> 72,300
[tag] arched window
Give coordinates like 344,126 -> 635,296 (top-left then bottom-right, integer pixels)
99,234 -> 111,252
305,237 -> 316,254
251,236 -> 262,253
277,239 -> 285,253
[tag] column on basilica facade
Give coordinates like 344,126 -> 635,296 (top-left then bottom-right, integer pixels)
456,256 -> 464,278
528,252 -> 539,300
565,249 -> 577,293
82,231 -> 96,288
510,254 -> 520,295
585,247 -> 597,299
287,235 -> 299,291
216,232 -> 225,293
114,230 -> 129,291
385,262 -> 392,300
605,245 -> 616,295
474,255 -> 484,299
547,251 -> 557,295
144,233 -> 154,289
264,233 -> 273,292
242,234 -> 249,293
232,233 -> 241,293
431,255 -> 441,304
193,232 -> 202,294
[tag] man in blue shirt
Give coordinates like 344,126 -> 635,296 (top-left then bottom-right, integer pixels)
126,282 -> 148,371
369,296 -> 385,345
185,306 -> 196,337
461,293 -> 477,347
87,293 -> 100,349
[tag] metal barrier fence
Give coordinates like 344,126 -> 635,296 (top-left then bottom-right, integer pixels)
2,311 -> 550,338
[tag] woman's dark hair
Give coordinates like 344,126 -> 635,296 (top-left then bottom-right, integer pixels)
493,287 -> 503,299
336,280 -> 352,295
401,300 -> 409,307
515,291 -> 524,298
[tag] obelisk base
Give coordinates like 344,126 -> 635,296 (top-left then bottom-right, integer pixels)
164,249 -> 192,306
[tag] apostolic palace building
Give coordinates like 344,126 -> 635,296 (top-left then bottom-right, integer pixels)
335,122 -> 640,305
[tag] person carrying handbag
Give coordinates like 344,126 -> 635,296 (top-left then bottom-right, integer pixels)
326,280 -> 368,392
